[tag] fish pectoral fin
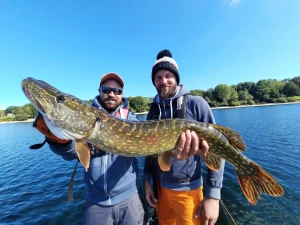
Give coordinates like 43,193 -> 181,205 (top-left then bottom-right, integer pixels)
75,140 -> 91,172
202,155 -> 222,171
211,124 -> 246,152
158,153 -> 171,171
236,161 -> 284,205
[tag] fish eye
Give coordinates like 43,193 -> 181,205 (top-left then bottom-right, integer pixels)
56,95 -> 65,103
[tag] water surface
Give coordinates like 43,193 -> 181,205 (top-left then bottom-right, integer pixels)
1,104 -> 299,224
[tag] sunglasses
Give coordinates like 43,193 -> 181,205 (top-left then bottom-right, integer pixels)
101,86 -> 123,95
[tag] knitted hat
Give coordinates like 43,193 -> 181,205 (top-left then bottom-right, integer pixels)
151,50 -> 180,85
100,72 -> 124,88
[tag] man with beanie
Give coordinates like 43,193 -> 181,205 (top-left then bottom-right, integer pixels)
144,50 -> 225,225
32,72 -> 207,225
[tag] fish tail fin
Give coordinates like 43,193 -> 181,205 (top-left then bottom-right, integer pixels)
236,162 -> 284,205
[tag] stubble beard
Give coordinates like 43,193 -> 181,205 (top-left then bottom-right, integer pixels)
157,84 -> 177,99
100,96 -> 122,113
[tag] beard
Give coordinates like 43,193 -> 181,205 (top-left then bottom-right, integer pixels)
156,83 -> 177,99
99,96 -> 122,113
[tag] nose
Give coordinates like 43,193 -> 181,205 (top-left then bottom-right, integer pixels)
161,77 -> 168,84
107,91 -> 115,96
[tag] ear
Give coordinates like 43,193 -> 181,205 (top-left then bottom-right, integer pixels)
98,89 -> 101,95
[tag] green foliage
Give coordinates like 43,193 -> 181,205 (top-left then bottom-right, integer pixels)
14,107 -> 30,121
276,97 -> 287,103
214,84 -> 232,102
5,106 -> 18,114
204,96 -> 211,103
250,79 -> 285,101
238,90 -> 254,102
128,96 -> 150,113
208,101 -> 218,107
291,76 -> 300,87
286,97 -> 296,102
0,115 -> 16,122
228,101 -> 241,106
203,88 -> 214,101
282,81 -> 300,97
247,100 -> 255,105
269,98 -> 277,103
235,82 -> 255,92
190,89 -> 204,97
23,104 -> 37,118
229,88 -> 239,103
0,110 -> 5,117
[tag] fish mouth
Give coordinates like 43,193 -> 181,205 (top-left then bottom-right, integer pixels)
21,78 -> 47,114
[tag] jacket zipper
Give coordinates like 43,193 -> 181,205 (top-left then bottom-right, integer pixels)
103,154 -> 112,205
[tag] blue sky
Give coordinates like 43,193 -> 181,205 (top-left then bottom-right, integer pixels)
0,0 -> 299,110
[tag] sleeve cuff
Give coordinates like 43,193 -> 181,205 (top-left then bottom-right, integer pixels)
205,186 -> 221,200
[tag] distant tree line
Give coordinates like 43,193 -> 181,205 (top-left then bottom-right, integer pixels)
0,104 -> 37,122
191,76 -> 300,107
1,76 -> 300,121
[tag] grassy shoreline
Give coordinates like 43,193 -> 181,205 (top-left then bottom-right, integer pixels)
1,102 -> 300,124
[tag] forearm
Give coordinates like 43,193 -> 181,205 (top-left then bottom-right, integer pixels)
48,139 -> 78,161
205,159 -> 225,200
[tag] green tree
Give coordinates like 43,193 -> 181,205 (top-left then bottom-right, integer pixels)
0,110 -> 5,117
251,80 -> 271,102
228,88 -> 239,105
203,88 -> 215,102
251,79 -> 285,102
238,89 -> 254,104
14,107 -> 29,121
23,104 -> 37,118
282,81 -> 300,96
145,97 -> 153,103
128,96 -> 150,113
291,76 -> 300,87
5,106 -> 18,115
235,82 -> 255,92
190,89 -> 204,97
214,84 -> 232,103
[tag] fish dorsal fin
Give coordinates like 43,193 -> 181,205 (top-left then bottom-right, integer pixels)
211,124 -> 246,152
158,152 -> 171,171
202,155 -> 222,171
75,140 -> 91,171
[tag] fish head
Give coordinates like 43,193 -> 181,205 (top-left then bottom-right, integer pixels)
22,77 -> 98,140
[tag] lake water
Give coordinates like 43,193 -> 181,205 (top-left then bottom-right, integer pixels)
0,104 -> 300,224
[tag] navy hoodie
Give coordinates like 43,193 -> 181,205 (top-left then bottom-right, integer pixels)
144,85 -> 225,199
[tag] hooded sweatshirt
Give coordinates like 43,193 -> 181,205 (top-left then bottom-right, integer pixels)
144,84 -> 225,200
49,96 -> 140,205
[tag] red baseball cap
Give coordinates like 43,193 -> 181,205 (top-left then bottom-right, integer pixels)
100,72 -> 124,88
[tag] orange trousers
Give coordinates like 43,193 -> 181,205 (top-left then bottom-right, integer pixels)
156,185 -> 203,225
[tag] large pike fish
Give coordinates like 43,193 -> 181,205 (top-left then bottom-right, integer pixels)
21,77 -> 284,205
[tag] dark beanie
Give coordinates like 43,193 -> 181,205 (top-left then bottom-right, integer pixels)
152,49 -> 180,85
